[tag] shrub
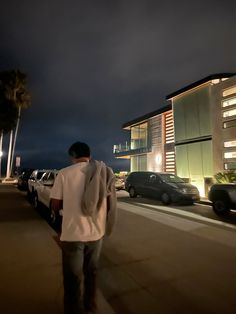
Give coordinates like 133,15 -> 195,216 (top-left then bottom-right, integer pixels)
214,171 -> 236,183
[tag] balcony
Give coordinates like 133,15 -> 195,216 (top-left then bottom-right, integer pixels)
113,140 -> 151,158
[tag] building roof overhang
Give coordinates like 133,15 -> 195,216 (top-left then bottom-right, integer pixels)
166,73 -> 236,100
122,104 -> 172,130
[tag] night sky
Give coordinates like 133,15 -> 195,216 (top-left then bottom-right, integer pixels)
0,0 -> 235,173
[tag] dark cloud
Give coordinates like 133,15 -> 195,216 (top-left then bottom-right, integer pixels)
0,0 -> 235,172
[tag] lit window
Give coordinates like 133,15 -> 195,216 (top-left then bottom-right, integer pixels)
223,108 -> 236,118
224,140 -> 236,147
224,151 -> 236,159
223,119 -> 236,128
222,97 -> 236,108
224,162 -> 236,170
223,86 -> 236,97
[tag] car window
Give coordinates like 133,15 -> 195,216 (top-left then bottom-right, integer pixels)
159,173 -> 184,183
41,172 -> 49,182
47,172 -> 55,181
37,171 -> 45,180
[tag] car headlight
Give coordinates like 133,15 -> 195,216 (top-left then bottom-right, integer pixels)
179,188 -> 188,194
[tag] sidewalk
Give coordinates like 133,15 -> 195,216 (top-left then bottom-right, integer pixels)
100,201 -> 236,314
0,184 -> 115,314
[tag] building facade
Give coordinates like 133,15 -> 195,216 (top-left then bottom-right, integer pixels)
113,105 -> 175,173
114,73 -> 236,196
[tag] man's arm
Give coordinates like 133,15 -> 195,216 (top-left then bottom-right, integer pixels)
50,198 -> 63,212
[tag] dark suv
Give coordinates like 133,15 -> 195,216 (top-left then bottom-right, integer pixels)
125,171 -> 200,204
208,183 -> 236,215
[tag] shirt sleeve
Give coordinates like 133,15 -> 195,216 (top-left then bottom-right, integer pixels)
50,171 -> 64,200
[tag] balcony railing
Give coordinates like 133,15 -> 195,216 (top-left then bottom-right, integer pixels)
113,140 -> 151,156
113,142 -> 130,154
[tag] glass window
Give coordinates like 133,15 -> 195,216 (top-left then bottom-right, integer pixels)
223,119 -> 236,128
224,140 -> 236,147
223,86 -> 236,97
222,97 -> 236,108
224,152 -> 236,159
158,173 -> 184,183
224,162 -> 236,170
131,122 -> 148,149
223,108 -> 236,118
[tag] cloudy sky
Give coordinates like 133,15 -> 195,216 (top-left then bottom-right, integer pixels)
0,0 -> 235,172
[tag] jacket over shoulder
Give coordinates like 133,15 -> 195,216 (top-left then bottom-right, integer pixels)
81,160 -> 117,235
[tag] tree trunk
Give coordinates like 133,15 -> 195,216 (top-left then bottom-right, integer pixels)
10,106 -> 21,175
6,130 -> 13,178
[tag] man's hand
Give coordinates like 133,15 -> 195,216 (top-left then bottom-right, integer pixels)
50,198 -> 63,212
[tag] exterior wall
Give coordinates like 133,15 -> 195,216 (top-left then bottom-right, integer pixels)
147,115 -> 163,172
211,76 -> 236,172
176,141 -> 213,195
129,110 -> 175,173
173,85 -> 212,143
172,85 -> 213,196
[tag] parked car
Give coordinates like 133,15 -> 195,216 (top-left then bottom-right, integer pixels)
115,176 -> 125,190
125,171 -> 200,204
33,169 -> 62,225
17,168 -> 34,190
27,169 -> 47,200
208,183 -> 236,215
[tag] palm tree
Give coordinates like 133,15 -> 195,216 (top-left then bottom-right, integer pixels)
0,93 -> 18,177
0,70 -> 31,177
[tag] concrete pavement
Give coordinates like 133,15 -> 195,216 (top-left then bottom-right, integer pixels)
0,184 -> 114,314
100,200 -> 236,314
1,184 -> 236,314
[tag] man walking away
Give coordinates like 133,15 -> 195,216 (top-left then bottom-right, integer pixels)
50,141 -> 117,314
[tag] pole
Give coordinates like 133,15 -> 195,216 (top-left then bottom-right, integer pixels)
10,106 -> 21,175
6,130 -> 13,178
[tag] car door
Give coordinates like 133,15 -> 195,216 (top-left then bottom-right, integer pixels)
135,173 -> 150,196
43,171 -> 56,208
146,174 -> 163,198
37,172 -> 50,206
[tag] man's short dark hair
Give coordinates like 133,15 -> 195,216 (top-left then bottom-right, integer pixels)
68,142 -> 90,158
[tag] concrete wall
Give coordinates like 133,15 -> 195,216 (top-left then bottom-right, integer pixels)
211,76 -> 236,173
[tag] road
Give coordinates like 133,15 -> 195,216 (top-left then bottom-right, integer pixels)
116,189 -> 236,228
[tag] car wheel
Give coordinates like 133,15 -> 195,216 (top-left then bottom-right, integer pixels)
212,200 -> 230,215
129,187 -> 137,198
33,193 -> 39,209
161,192 -> 171,205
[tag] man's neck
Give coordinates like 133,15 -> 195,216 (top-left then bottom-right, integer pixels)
73,157 -> 90,163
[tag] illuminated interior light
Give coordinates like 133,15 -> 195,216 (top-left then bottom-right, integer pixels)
223,86 -> 236,97
222,97 -> 236,108
224,152 -> 236,158
223,108 -> 236,118
224,140 -> 236,147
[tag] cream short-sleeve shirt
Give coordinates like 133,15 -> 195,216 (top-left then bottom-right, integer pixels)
50,162 -> 107,242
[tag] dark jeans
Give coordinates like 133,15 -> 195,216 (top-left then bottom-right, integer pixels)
61,239 -> 103,314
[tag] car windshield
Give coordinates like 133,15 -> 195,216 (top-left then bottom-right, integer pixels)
159,173 -> 184,183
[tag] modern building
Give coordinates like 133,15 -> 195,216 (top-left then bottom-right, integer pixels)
114,73 -> 236,196
167,73 -> 236,195
113,104 -> 175,173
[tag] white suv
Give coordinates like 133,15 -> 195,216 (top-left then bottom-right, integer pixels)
28,169 -> 47,200
33,170 -> 62,225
